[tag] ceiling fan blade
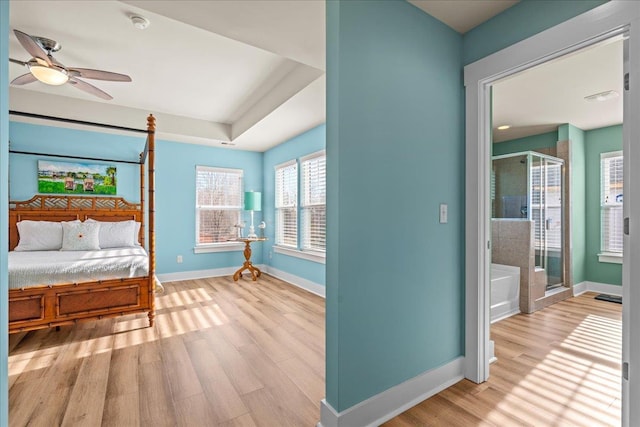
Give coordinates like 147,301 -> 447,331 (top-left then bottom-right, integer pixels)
9,58 -> 27,67
68,77 -> 113,100
68,67 -> 131,82
11,73 -> 37,85
13,30 -> 52,66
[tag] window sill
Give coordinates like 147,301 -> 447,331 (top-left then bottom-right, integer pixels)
598,252 -> 622,264
194,242 -> 244,254
274,245 -> 326,264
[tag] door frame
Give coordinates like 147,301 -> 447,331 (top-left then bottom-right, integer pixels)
464,2 -> 640,425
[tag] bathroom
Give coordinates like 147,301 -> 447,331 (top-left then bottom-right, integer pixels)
487,36 -> 624,328
490,150 -> 571,321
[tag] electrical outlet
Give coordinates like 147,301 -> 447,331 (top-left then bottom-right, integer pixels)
177,255 -> 183,263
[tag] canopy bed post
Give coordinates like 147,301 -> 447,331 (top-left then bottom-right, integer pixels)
147,114 -> 156,327
139,152 -> 145,248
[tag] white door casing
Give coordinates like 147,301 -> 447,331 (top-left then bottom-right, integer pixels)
464,2 -> 640,425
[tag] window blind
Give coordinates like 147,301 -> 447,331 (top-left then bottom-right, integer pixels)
301,152 -> 326,252
275,161 -> 298,247
601,152 -> 623,253
195,166 -> 243,244
530,163 -> 562,250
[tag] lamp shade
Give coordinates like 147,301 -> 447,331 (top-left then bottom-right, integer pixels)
244,191 -> 262,211
29,65 -> 69,85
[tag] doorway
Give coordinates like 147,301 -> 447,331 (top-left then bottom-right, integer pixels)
489,36 -> 622,317
464,2 -> 640,425
487,41 -> 624,415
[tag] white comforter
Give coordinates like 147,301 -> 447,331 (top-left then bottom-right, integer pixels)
9,247 -> 149,289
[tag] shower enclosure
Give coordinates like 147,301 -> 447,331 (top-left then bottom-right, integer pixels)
492,151 -> 565,290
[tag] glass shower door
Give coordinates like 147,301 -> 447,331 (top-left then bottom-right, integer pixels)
531,154 -> 564,289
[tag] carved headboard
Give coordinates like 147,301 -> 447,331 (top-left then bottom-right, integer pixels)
9,195 -> 143,251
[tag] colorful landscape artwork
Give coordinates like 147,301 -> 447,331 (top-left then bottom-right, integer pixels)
37,160 -> 117,195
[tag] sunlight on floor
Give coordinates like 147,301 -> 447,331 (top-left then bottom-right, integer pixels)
489,313 -> 621,426
8,286 -> 231,377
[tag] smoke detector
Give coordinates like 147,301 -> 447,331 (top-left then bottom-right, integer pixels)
130,15 -> 150,30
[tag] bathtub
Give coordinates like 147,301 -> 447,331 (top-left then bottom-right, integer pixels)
491,263 -> 520,323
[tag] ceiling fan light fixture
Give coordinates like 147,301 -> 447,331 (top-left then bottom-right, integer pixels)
497,125 -> 511,130
29,64 -> 69,85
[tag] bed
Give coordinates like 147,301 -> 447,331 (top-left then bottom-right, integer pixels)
8,114 -> 157,334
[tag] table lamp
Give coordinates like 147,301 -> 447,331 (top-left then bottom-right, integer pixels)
244,191 -> 262,238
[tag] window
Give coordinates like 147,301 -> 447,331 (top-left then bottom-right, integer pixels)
531,161 -> 562,250
195,166 -> 243,245
275,161 -> 298,247
301,152 -> 326,252
274,151 -> 326,261
601,151 -> 623,255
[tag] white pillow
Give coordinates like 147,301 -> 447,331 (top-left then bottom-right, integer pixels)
134,221 -> 141,245
61,221 -> 101,251
14,220 -> 65,251
86,219 -> 137,248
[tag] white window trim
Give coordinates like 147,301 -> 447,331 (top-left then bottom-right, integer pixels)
195,165 -> 243,249
274,159 -> 297,170
598,252 -> 623,264
274,245 -> 326,264
300,149 -> 326,163
601,150 -> 623,160
600,151 -> 623,255
194,242 -> 244,253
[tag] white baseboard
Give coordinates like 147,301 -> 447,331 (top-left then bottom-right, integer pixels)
573,281 -> 622,297
318,357 -> 464,427
572,281 -> 587,296
263,265 -> 325,298
156,266 -> 238,283
157,265 -> 326,300
490,308 -> 520,324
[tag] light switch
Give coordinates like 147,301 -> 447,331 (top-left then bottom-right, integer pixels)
440,204 -> 448,224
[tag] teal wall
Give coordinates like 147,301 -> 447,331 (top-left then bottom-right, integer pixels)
585,125 -> 623,285
262,125 -> 326,286
155,140 -> 263,273
8,122 -> 264,275
9,122 -> 142,202
494,124 -> 622,286
492,131 -> 557,156
462,0 -> 607,65
1,1 -> 9,423
327,0 -> 464,412
563,124 -> 587,284
326,0 -> 340,409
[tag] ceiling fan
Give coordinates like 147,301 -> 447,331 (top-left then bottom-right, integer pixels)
9,29 -> 131,101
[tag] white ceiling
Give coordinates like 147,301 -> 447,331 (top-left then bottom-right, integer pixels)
493,38 -> 623,143
8,0 -> 325,152
8,1 -> 617,152
408,0 -> 519,33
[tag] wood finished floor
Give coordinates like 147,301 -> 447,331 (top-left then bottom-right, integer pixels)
385,292 -> 622,427
9,279 -> 622,427
8,274 -> 325,427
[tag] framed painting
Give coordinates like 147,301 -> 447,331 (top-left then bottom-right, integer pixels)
37,160 -> 117,195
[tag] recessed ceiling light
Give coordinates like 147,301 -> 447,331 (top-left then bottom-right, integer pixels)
130,15 -> 150,30
497,125 -> 510,130
584,90 -> 619,102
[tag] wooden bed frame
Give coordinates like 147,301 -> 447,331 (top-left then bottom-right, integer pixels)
8,115 -> 156,334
